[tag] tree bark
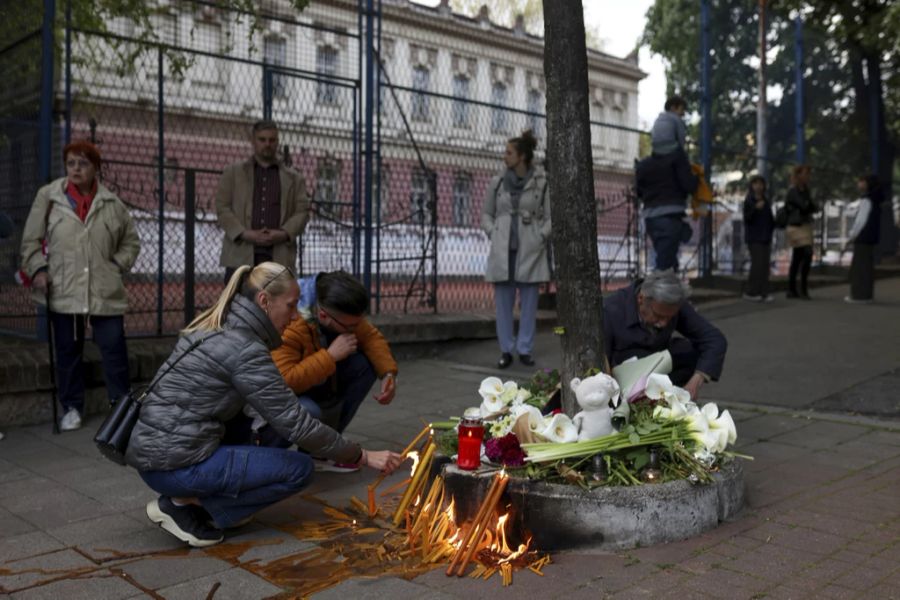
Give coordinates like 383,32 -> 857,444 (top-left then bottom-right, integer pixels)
542,0 -> 605,416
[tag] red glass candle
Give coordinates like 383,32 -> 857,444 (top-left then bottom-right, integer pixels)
457,412 -> 484,470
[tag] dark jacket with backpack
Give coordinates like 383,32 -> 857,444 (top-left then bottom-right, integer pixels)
635,149 -> 699,212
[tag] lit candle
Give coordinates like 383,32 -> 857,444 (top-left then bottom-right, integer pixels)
457,408 -> 484,470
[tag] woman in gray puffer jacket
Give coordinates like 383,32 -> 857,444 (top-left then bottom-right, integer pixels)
126,262 -> 403,547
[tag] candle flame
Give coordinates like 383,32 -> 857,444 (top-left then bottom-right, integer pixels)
407,450 -> 420,477
446,498 -> 455,523
414,494 -> 421,507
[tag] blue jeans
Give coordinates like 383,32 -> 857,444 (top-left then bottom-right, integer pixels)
494,282 -> 539,355
50,313 -> 130,412
645,215 -> 691,272
140,445 -> 314,528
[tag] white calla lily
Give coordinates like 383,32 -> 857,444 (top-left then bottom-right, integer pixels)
499,381 -> 519,405
478,377 -> 505,402
514,388 -> 532,405
644,373 -> 676,400
511,404 -> 544,432
702,404 -> 738,446
538,413 -> 578,443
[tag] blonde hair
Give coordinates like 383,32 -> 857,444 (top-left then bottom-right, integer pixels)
183,262 -> 295,333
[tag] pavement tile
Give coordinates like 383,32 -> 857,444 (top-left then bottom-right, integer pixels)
115,555 -> 233,591
205,525 -> 319,565
0,461 -> 32,486
155,566 -> 282,600
771,509 -> 877,539
310,576 -> 458,599
2,488 -> 117,530
737,414 -> 816,443
0,509 -> 35,539
8,571 -> 142,600
679,566 -> 764,599
863,431 -> 900,447
866,583 -> 900,600
74,527 -> 187,563
0,531 -> 65,563
46,513 -> 148,547
0,549 -> 95,593
767,421 -> 869,450
783,557 -> 856,589
762,585 -> 817,600
831,565 -> 891,592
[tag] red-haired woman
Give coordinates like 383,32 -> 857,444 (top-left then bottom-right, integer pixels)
20,141 -> 141,431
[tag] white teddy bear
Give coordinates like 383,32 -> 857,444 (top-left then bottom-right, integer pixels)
570,373 -> 622,442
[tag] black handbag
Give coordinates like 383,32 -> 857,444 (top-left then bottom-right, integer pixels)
93,333 -> 220,465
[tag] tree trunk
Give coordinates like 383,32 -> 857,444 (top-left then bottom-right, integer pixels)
542,0 -> 605,416
865,57 -> 897,257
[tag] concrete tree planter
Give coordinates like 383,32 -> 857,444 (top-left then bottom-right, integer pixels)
440,459 -> 745,551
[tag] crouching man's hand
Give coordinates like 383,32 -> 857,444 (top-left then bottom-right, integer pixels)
373,373 -> 396,405
362,449 -> 404,473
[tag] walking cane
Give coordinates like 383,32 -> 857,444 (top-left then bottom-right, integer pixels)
45,287 -> 60,434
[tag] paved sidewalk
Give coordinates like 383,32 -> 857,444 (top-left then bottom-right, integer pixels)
1,280 -> 899,599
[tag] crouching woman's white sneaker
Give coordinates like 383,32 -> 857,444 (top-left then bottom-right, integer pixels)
146,497 -> 224,547
59,408 -> 82,432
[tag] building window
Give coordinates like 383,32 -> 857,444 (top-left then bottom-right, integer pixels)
410,167 -> 429,224
151,13 -> 178,46
452,172 -> 472,227
411,66 -> 430,121
452,75 -> 470,128
491,82 -> 507,134
264,36 -> 287,99
527,89 -> 543,139
315,157 -> 341,218
316,46 -> 339,105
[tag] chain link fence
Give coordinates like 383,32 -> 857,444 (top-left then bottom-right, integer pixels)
1,0 -> 657,338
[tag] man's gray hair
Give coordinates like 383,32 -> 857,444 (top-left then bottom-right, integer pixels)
640,270 -> 692,305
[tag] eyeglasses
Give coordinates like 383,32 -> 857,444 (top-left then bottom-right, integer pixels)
319,306 -> 359,332
66,159 -> 94,170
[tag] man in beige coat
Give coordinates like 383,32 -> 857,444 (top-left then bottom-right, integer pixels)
216,121 -> 310,280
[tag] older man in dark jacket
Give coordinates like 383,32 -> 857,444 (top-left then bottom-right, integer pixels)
603,271 -> 726,400
635,149 -> 699,271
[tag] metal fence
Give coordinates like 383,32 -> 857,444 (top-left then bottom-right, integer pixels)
8,1 -> 852,339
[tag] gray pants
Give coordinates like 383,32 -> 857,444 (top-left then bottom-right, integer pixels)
494,282 -> 539,355
849,243 -> 875,300
746,243 -> 771,297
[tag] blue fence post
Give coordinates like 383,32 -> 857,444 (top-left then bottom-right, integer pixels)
362,0 -> 376,297
156,46 -> 165,336
699,0 -> 713,278
38,0 -> 56,184
794,16 -> 805,164
64,0 -> 72,146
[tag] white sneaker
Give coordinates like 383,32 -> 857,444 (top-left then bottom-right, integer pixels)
0,431 -> 4,441
60,408 -> 82,432
742,293 -> 763,302
762,294 -> 775,303
844,296 -> 872,305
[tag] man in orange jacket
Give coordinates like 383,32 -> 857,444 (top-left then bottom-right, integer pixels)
265,271 -> 398,471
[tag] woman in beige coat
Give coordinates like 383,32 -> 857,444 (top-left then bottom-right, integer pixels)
481,130 -> 551,369
20,141 -> 140,431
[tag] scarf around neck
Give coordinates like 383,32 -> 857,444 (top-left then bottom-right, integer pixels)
65,179 -> 98,222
